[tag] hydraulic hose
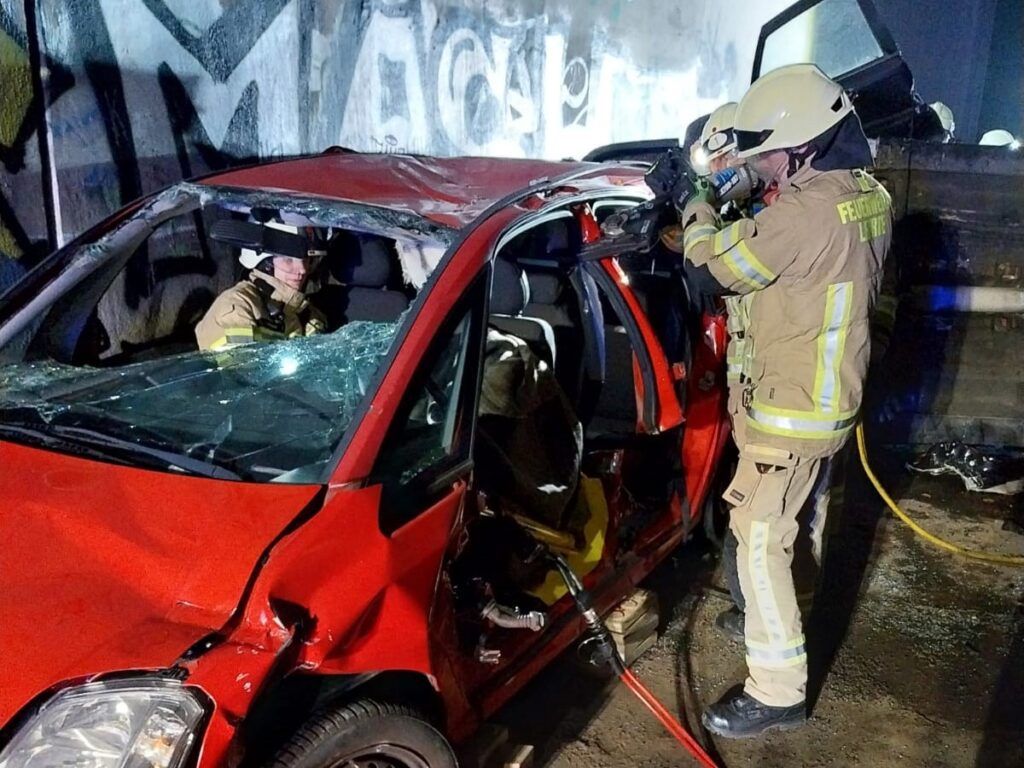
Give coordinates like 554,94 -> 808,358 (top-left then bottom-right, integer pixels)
620,668 -> 718,768
855,423 -> 1024,567
547,554 -> 719,768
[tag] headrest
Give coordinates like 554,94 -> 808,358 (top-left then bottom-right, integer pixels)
331,235 -> 394,287
343,286 -> 409,322
491,258 -> 530,315
527,272 -> 562,305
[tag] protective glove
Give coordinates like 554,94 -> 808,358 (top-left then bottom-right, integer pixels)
689,177 -> 716,207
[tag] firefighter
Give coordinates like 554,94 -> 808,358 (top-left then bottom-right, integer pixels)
661,103 -> 743,252
699,101 -> 741,175
196,221 -> 328,351
679,64 -> 893,737
674,102 -> 757,639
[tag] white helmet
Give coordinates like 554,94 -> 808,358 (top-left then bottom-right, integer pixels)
239,221 -> 327,269
979,129 -> 1016,147
734,63 -> 855,158
699,102 -> 738,163
929,101 -> 955,140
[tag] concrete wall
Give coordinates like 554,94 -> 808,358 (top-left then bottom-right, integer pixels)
0,0 -> 791,283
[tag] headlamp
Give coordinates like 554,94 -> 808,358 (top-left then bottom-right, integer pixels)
689,145 -> 711,177
0,679 -> 205,768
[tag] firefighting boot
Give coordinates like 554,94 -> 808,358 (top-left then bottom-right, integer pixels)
714,606 -> 744,643
702,689 -> 806,738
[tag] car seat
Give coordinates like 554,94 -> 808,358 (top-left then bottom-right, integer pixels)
322,234 -> 410,327
515,220 -> 606,424
488,257 -> 556,367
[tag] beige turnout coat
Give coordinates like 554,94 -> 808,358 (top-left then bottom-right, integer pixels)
682,164 -> 892,460
195,271 -> 326,351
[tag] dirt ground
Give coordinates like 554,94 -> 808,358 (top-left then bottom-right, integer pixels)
495,449 -> 1024,767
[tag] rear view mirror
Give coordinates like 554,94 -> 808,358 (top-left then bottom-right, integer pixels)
209,219 -> 311,259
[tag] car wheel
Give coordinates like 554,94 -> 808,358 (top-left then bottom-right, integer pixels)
702,447 -> 737,548
266,699 -> 456,768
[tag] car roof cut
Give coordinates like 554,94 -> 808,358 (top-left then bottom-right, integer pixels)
201,153 -> 647,229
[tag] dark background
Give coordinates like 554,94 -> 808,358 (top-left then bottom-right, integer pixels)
875,0 -> 1021,141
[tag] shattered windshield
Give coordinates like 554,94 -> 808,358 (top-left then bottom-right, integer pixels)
0,321 -> 399,483
0,181 -> 456,484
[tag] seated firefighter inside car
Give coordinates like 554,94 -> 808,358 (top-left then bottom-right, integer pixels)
195,221 -> 328,351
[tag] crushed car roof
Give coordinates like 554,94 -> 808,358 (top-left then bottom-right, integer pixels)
202,154 -> 647,229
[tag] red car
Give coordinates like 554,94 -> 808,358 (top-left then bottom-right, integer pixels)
0,152 -> 729,768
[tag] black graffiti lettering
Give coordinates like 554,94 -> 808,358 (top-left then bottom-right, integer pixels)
379,54 -> 410,124
139,0 -> 292,83
1,0 -> 766,326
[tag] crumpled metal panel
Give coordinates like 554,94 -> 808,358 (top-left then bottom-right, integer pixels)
0,438 -> 320,726
204,153 -> 647,229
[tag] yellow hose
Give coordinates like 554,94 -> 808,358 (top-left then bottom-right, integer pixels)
856,423 -> 1024,567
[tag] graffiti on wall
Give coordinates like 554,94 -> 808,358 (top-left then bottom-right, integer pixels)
0,0 -> 790,295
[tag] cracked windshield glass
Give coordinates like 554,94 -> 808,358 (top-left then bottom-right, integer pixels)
0,185 -> 451,483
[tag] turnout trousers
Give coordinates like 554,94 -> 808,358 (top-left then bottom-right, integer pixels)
725,443 -> 832,707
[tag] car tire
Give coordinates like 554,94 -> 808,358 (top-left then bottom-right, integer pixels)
266,699 -> 457,768
702,447 -> 737,548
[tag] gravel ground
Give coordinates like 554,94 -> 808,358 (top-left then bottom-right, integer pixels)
495,457 -> 1024,767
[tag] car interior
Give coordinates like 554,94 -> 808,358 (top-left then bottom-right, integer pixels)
13,204 -> 423,369
462,208 -> 696,601
443,205 -> 705,671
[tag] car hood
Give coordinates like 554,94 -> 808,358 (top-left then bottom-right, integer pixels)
0,440 -> 321,726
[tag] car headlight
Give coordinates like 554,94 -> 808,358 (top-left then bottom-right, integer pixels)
0,679 -> 205,768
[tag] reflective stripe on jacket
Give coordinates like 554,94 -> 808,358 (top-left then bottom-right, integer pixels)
195,271 -> 327,352
682,165 -> 892,459
723,294 -> 752,384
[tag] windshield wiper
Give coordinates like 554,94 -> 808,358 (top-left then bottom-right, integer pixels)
0,423 -> 140,469
48,425 -> 243,480
0,422 -> 242,481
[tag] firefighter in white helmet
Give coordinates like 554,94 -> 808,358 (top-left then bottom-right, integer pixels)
699,101 -> 741,174
196,221 -> 328,351
678,64 -> 892,737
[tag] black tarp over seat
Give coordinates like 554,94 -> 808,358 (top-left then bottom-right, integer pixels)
478,258 -> 583,529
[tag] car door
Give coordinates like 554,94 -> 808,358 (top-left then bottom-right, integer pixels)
577,204 -> 685,438
575,199 -> 729,533
752,0 -> 926,139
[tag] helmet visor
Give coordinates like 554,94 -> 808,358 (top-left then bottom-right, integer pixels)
734,128 -> 775,154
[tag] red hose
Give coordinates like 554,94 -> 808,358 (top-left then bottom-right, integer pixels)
619,668 -> 719,768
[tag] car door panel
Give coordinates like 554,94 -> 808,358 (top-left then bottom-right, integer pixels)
585,257 -> 684,434
752,0 -> 919,139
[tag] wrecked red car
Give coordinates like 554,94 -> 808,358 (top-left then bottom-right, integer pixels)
0,153 -> 729,767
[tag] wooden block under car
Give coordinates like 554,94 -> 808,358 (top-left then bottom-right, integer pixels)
614,625 -> 659,665
460,723 -> 509,768
498,743 -> 535,768
604,587 -> 659,636
605,587 -> 660,665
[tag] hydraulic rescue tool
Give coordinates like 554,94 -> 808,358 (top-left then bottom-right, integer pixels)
586,148 -> 758,259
